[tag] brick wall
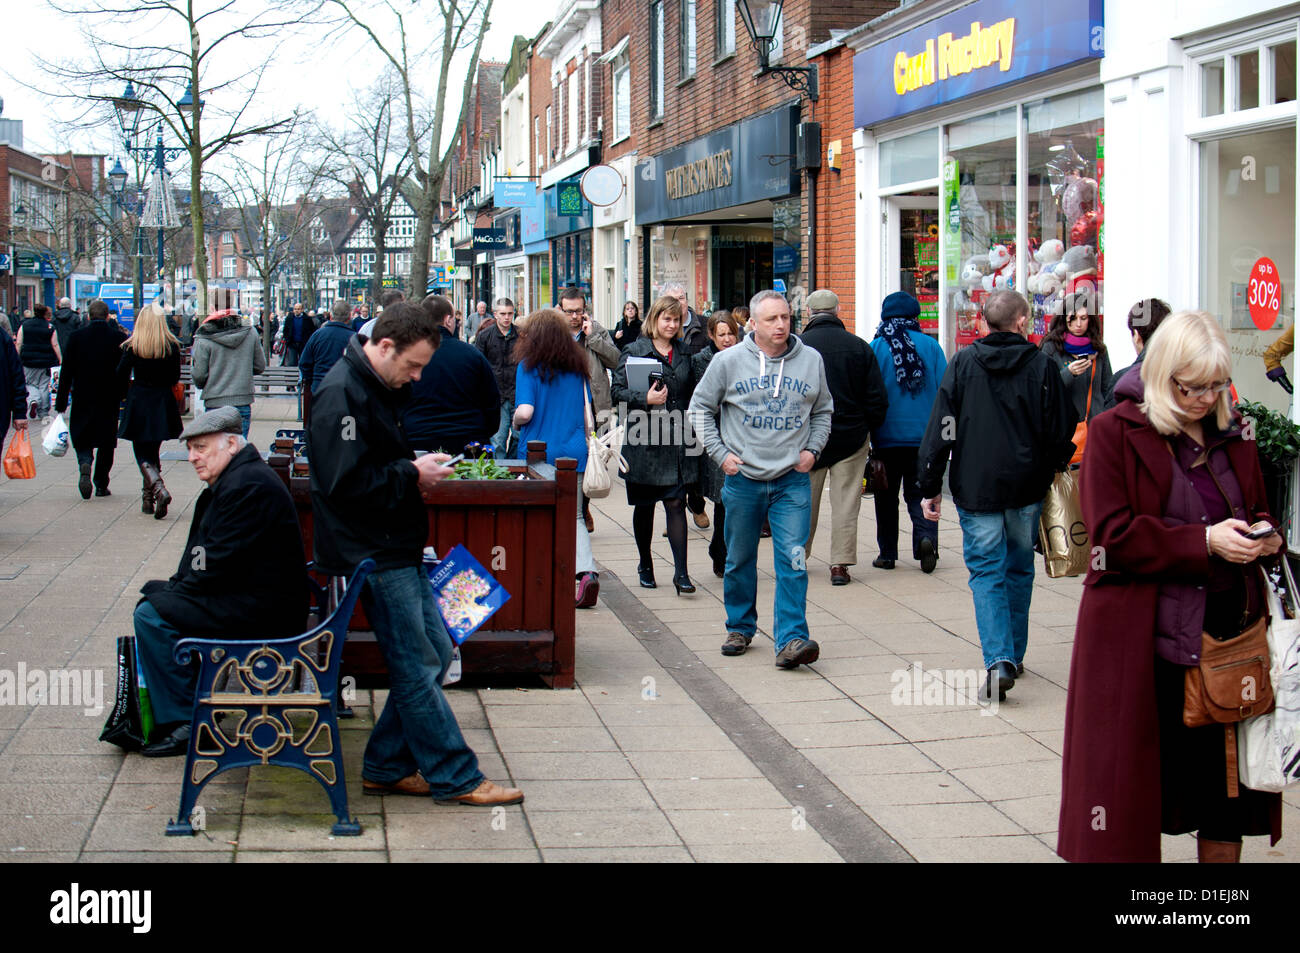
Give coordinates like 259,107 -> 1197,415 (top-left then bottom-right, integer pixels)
808,42 -> 859,334
529,47 -> 553,174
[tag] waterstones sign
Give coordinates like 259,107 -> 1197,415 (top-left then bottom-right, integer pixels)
854,0 -> 1103,128
635,104 -> 799,224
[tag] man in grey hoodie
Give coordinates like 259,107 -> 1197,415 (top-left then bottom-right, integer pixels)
689,289 -> 834,668
191,309 -> 267,437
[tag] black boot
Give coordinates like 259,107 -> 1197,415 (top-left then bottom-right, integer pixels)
141,462 -> 170,520
139,465 -> 155,514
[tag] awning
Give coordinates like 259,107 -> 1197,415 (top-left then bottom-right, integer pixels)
598,35 -> 629,64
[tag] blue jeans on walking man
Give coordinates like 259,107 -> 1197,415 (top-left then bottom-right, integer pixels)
721,469 -> 813,653
491,401 -> 516,458
956,502 -> 1042,670
359,566 -> 483,799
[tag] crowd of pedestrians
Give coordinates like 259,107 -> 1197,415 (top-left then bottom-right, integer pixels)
8,272 -> 1298,864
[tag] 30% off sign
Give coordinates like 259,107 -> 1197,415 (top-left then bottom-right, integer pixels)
1249,257 -> 1283,330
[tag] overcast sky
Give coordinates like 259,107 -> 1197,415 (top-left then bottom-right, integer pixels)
4,0 -> 553,172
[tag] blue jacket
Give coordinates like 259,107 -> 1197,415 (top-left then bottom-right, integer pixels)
299,320 -> 355,394
870,329 -> 948,448
401,327 -> 500,452
1,329 -> 24,434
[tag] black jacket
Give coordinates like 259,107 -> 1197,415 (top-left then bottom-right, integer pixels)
677,309 -> 709,356
52,307 -> 83,355
55,320 -> 128,449
918,331 -> 1077,512
402,326 -> 500,453
612,315 -> 642,350
1104,349 -> 1145,409
18,317 -> 58,368
308,337 -> 426,575
475,320 -> 518,403
611,336 -> 699,488
800,310 -> 889,470
285,312 -> 316,347
141,443 -> 307,637
1,329 -> 24,434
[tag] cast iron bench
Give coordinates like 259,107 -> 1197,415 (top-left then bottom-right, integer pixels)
164,558 -> 375,837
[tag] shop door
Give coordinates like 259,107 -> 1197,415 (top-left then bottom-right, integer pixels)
713,236 -> 773,313
884,193 -> 940,337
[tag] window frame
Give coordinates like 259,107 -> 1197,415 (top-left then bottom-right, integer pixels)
716,0 -> 736,57
650,1 -> 665,120
611,47 -> 632,144
680,0 -> 697,80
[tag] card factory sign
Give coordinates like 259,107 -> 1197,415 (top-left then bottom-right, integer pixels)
665,149 -> 734,201
854,0 -> 1103,128
894,18 -> 1016,95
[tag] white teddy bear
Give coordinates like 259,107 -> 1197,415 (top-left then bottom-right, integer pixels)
982,244 -> 1015,292
1027,239 -> 1065,294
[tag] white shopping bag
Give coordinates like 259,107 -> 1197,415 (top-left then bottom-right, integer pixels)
1239,557 -> 1300,791
441,647 -> 462,686
42,413 -> 69,457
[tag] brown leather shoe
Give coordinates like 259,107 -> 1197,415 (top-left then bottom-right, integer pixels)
584,513 -> 595,533
439,779 -> 524,806
693,511 -> 710,529
1197,836 -> 1242,863
362,773 -> 431,797
830,565 -> 850,586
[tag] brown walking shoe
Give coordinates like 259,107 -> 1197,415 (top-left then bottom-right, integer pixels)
439,779 -> 525,806
362,773 -> 431,797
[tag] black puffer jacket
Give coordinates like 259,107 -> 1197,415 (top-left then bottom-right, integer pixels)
611,336 -> 699,488
308,337 -> 426,576
141,443 -> 307,637
799,310 -> 889,470
52,307 -> 83,355
918,331 -> 1077,511
476,321 -> 519,403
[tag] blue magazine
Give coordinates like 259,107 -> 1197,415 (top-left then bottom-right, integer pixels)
426,544 -> 511,645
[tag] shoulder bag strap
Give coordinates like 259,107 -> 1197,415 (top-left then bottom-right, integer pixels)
584,379 -> 595,435
1084,360 -> 1095,420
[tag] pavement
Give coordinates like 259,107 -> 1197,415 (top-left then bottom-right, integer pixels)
1,395 -> 1298,863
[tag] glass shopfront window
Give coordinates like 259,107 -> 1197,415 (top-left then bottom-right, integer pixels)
1200,126 -> 1296,416
880,129 -> 939,189
550,232 -> 592,304
1026,87 -> 1104,341
947,108 -> 1017,348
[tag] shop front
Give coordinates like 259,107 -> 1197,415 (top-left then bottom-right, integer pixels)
546,179 -> 593,305
852,0 -> 1104,352
592,155 -> 636,330
635,103 -> 801,316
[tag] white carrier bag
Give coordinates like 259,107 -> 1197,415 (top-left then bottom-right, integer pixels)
1239,556 -> 1300,792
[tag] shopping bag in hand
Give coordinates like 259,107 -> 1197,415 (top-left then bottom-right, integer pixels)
3,428 -> 35,479
1038,469 -> 1090,577
42,413 -> 69,457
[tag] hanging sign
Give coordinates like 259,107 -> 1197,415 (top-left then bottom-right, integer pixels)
1248,257 -> 1282,330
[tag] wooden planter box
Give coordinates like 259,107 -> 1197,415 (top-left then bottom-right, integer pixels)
270,440 -> 578,689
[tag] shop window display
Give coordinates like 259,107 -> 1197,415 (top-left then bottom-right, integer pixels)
1026,88 -> 1104,344
1200,126 -> 1296,416
946,108 -> 1017,349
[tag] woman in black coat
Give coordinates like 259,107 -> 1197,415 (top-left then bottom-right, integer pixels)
54,301 -> 128,497
691,311 -> 741,577
612,300 -> 642,351
611,295 -> 699,594
1039,291 -> 1113,452
117,302 -> 182,519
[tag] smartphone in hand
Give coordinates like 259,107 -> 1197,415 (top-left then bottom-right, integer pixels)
1242,524 -> 1278,540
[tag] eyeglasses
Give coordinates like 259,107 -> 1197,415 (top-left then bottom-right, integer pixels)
560,307 -> 586,317
1171,376 -> 1232,399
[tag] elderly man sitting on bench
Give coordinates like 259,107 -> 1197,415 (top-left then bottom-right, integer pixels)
133,406 -> 309,757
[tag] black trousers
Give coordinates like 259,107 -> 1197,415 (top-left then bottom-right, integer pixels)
872,445 -> 937,560
75,443 -> 116,490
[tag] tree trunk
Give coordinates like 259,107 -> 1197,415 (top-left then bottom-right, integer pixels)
371,222 -> 387,305
409,188 -> 436,302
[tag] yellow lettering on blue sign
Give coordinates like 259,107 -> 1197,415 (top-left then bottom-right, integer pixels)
895,17 -> 1016,96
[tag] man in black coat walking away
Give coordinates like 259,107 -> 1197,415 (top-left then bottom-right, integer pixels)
309,302 -> 523,806
800,290 -> 889,586
52,298 -> 84,356
131,406 -> 309,757
402,294 -> 499,454
55,299 -> 128,498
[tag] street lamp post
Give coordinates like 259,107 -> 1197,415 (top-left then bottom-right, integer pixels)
110,81 -> 187,316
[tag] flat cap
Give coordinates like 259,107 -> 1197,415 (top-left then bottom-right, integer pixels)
179,405 -> 243,441
807,289 -> 839,312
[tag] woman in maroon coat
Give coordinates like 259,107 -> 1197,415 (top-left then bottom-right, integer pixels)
1058,310 -> 1284,863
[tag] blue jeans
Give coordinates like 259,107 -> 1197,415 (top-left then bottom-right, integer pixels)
233,404 -> 250,438
721,469 -> 812,652
132,600 -> 194,728
491,402 -> 516,458
360,566 -> 483,798
956,503 -> 1042,669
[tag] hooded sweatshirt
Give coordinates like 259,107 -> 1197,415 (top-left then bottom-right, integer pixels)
192,314 -> 268,407
917,331 -> 1077,511
52,307 -> 83,355
688,332 -> 833,482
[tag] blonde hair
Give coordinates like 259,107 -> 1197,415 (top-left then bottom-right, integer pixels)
123,302 -> 179,360
1139,310 -> 1234,436
643,295 -> 683,343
